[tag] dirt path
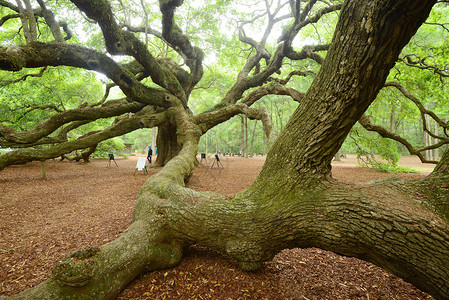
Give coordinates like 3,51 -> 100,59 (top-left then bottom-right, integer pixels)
0,155 -> 432,299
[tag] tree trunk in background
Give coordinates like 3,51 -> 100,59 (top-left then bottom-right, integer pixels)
244,115 -> 248,158
41,161 -> 46,179
433,120 -> 439,160
154,124 -> 181,166
205,131 -> 208,154
390,105 -> 396,133
424,114 -> 439,161
424,114 -> 431,160
334,150 -> 341,161
239,115 -> 244,156
151,127 -> 157,156
263,130 -> 266,155
215,129 -> 219,153
273,101 -> 284,131
250,120 -> 257,156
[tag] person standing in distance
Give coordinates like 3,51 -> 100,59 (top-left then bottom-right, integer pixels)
147,146 -> 153,164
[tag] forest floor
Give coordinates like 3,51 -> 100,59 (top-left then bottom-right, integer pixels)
0,154 -> 436,299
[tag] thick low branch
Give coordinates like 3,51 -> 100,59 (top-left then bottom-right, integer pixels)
0,42 -> 175,108
0,107 -> 167,170
9,220 -> 182,300
0,99 -> 145,145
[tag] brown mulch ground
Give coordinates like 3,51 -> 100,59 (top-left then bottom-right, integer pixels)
0,155 -> 433,299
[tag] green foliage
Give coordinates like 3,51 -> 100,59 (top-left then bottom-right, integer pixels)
344,123 -> 409,172
92,137 -> 126,158
0,66 -> 105,134
1,0 -> 448,170
369,161 -> 421,174
123,128 -> 154,153
358,2 -> 449,160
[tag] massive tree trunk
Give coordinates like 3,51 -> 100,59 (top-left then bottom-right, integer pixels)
153,123 -> 182,166
7,0 -> 449,300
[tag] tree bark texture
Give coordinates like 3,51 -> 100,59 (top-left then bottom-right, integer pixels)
254,0 -> 438,186
154,123 -> 182,166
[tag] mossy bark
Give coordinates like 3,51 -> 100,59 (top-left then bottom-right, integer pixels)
153,123 -> 182,167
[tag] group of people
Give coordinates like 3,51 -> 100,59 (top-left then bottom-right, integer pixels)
147,146 -> 224,165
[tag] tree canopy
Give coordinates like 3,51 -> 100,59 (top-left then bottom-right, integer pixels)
1,0 -> 449,299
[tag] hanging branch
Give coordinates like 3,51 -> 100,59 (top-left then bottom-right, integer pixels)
398,54 -> 449,82
0,99 -> 146,146
384,81 -> 449,138
424,21 -> 449,33
194,102 -> 278,148
358,114 -> 441,164
358,81 -> 449,164
0,66 -> 47,86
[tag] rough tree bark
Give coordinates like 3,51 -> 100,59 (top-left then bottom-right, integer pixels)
4,0 -> 449,300
153,123 -> 181,166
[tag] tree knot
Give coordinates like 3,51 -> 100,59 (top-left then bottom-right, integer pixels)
225,240 -> 270,271
52,246 -> 100,287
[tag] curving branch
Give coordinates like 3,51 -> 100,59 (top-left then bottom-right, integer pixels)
0,106 -> 167,170
35,0 -> 64,42
0,66 -> 47,86
0,43 -> 175,108
424,21 -> 449,33
384,81 -> 449,138
158,0 -> 204,98
279,1 -> 342,46
221,1 -> 339,105
358,82 -> 449,164
358,114 -> 440,164
285,44 -> 329,64
121,23 -> 163,39
0,13 -> 20,26
61,143 -> 98,162
242,81 -> 305,106
59,22 -> 73,40
70,0 -> 188,104
0,99 -> 145,146
398,54 -> 449,81
237,1 -> 291,80
194,103 -> 278,149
